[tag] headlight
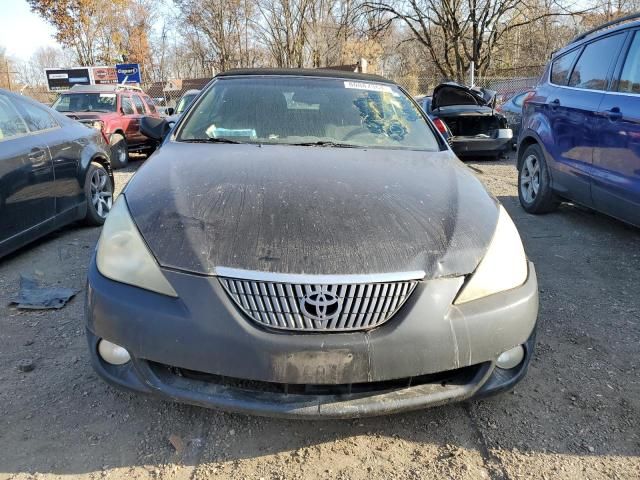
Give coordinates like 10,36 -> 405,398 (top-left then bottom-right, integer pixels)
89,120 -> 104,130
96,196 -> 178,297
454,205 -> 527,304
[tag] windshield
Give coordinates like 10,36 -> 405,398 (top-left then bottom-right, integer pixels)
176,93 -> 198,114
52,93 -> 117,113
177,77 -> 440,150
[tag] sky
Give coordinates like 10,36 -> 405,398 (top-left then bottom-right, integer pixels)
0,0 -> 61,61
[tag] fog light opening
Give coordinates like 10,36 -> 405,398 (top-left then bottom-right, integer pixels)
496,345 -> 524,370
98,339 -> 131,365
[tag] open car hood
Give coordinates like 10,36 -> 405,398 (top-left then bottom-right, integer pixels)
432,83 -> 497,110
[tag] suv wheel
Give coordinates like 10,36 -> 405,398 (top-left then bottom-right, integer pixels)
84,162 -> 113,226
518,143 -> 559,214
110,133 -> 129,169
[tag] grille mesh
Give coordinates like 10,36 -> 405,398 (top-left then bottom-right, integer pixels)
219,277 -> 418,332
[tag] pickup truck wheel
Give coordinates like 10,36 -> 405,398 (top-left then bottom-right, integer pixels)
84,162 -> 113,226
518,143 -> 558,214
109,133 -> 129,169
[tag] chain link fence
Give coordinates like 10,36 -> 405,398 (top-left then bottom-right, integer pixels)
390,65 -> 545,102
14,65 -> 545,109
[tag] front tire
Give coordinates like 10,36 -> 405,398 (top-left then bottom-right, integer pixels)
84,162 -> 113,226
109,133 -> 129,169
518,143 -> 558,214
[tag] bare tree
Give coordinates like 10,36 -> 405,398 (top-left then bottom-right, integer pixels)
254,0 -> 312,67
13,46 -> 71,88
362,0 -> 592,80
175,0 -> 256,72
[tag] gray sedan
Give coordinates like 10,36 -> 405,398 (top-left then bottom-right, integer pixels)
85,69 -> 538,418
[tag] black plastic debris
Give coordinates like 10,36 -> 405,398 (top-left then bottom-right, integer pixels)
10,275 -> 79,310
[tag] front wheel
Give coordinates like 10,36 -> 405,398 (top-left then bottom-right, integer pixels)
518,144 -> 559,214
84,162 -> 113,226
109,133 -> 129,169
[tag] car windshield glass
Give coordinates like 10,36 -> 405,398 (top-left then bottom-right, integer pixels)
176,93 -> 198,114
177,77 -> 440,151
52,93 -> 117,113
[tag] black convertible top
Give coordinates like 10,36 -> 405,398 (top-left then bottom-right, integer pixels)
216,68 -> 395,85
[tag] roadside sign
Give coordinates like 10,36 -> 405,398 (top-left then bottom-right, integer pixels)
91,67 -> 118,85
44,67 -> 91,91
115,63 -> 141,84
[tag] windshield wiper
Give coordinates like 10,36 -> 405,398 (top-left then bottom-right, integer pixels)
181,137 -> 242,144
289,141 -> 360,148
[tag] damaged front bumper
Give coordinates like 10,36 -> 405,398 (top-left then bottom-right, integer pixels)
85,259 -> 538,419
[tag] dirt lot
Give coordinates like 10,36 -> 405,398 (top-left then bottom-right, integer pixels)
1,153 -> 639,480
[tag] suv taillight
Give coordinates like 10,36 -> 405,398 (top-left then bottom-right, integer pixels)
432,117 -> 449,135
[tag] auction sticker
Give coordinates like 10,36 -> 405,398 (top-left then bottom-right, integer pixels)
344,81 -> 393,93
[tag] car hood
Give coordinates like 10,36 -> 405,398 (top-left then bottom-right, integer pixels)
63,112 -> 117,121
125,143 -> 499,278
432,83 -> 497,110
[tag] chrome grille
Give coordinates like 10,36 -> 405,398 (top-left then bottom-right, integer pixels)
219,276 -> 419,332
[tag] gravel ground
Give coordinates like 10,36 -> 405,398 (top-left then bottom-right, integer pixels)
0,153 -> 639,480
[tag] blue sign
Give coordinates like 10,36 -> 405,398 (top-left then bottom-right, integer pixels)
115,63 -> 141,84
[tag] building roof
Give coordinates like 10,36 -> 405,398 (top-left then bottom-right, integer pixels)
216,68 -> 394,84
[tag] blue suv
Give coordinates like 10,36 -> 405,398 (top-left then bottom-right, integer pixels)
518,14 -> 640,227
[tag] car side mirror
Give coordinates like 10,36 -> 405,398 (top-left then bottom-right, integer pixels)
140,116 -> 171,141
166,107 -> 175,116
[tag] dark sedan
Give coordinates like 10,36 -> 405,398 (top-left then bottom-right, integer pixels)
496,90 -> 532,146
86,69 -> 538,418
0,89 -> 114,258
420,83 -> 513,158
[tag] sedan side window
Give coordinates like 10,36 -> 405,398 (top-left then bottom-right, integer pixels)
121,96 -> 135,115
618,32 -> 640,94
0,95 -> 29,141
568,33 -> 626,90
551,49 -> 579,86
12,97 -> 59,132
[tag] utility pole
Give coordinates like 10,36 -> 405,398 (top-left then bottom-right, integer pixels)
4,59 -> 15,91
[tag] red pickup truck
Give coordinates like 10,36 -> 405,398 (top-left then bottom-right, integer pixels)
52,84 -> 161,168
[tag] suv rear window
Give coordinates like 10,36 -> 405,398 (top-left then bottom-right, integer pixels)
568,33 -> 625,90
551,50 -> 579,85
618,32 -> 640,94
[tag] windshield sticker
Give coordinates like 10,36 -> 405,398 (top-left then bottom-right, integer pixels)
344,81 -> 393,93
99,93 -> 116,98
206,124 -> 257,139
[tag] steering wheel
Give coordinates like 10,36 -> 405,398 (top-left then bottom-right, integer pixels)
342,126 -> 369,141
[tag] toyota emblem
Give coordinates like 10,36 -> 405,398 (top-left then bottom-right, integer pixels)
300,288 -> 341,326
